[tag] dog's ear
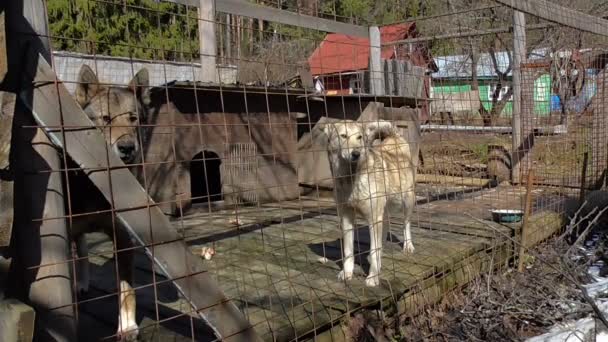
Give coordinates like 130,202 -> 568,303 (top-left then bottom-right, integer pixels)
310,123 -> 334,147
321,123 -> 336,140
75,65 -> 101,108
129,68 -> 151,107
365,120 -> 395,141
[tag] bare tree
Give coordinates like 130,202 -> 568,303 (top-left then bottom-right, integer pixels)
479,36 -> 514,126
296,0 -> 318,16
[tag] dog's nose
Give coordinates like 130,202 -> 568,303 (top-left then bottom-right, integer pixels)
351,150 -> 360,161
117,141 -> 135,155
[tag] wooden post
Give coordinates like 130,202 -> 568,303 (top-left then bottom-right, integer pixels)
198,0 -> 218,82
0,92 -> 15,248
579,152 -> 589,205
369,26 -> 384,96
396,60 -> 405,96
5,0 -> 76,340
225,14 -> 232,61
511,10 -> 526,184
0,11 -> 7,82
592,69 -> 608,187
384,60 -> 394,95
236,16 -> 241,60
0,298 -> 36,342
518,169 -> 535,272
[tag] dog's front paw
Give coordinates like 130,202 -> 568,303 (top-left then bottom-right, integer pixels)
365,274 -> 380,287
337,270 -> 353,281
403,241 -> 415,254
117,321 -> 139,341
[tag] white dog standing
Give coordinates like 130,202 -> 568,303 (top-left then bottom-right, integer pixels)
322,119 -> 416,287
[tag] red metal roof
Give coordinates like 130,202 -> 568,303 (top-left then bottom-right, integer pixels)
308,23 -> 418,76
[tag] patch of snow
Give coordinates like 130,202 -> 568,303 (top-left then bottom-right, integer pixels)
527,302 -> 608,342
527,234 -> 608,342
598,331 -> 608,342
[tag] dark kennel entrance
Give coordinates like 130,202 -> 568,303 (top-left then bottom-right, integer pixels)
190,150 -> 222,203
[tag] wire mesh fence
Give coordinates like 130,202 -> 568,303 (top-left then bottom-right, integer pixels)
2,0 -> 608,341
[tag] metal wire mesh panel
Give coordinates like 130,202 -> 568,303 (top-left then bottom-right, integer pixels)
224,142 -> 259,205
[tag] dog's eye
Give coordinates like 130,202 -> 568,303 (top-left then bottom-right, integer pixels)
102,115 -> 111,123
340,134 -> 348,139
356,135 -> 362,140
129,116 -> 138,123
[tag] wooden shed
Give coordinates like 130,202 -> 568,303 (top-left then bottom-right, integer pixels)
143,83 -> 304,215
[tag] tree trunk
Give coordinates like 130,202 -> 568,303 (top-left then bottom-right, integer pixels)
491,87 -> 514,124
482,39 -> 514,126
237,16 -> 241,60
419,0 -> 427,16
218,15 -> 224,60
258,19 -> 263,48
470,41 -> 479,91
226,14 -> 231,61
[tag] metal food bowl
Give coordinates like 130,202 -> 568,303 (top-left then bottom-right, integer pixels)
491,209 -> 524,223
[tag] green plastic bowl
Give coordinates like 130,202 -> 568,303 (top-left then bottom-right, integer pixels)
491,209 -> 524,223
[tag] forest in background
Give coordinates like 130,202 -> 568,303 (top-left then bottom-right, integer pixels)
47,0 -> 452,62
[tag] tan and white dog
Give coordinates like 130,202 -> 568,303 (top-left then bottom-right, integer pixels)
322,119 -> 416,287
70,64 -> 149,340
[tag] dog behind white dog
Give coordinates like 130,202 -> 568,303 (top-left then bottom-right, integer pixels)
321,119 -> 416,287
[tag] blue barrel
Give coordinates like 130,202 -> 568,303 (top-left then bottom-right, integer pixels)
550,95 -> 562,112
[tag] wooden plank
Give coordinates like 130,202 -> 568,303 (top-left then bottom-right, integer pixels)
368,26 -> 384,96
384,60 -> 395,95
183,200 -> 515,340
0,298 -> 36,342
11,109 -> 76,341
395,61 -> 405,96
396,241 -> 512,316
591,69 -> 608,186
163,0 -> 368,37
19,54 -> 256,342
416,174 -> 490,187
198,0 -> 217,83
252,215 -> 487,284
6,1 -> 75,339
202,244 -> 352,339
512,10 -> 527,184
495,0 -> 608,37
78,286 -> 215,341
0,11 -> 7,81
522,210 -> 564,248
0,92 -> 15,247
0,92 -> 14,171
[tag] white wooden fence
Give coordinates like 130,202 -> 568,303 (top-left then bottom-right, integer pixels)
52,51 -> 237,93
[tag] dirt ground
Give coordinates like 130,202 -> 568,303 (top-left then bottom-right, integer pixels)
419,124 -> 591,185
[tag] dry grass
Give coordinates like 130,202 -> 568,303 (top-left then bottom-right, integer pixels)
420,120 -> 592,184
341,239 -> 590,342
398,241 -> 589,341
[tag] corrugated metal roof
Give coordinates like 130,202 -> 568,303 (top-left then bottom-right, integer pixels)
432,48 -> 550,80
307,23 -> 417,76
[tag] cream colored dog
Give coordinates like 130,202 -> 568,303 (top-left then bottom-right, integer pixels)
322,119 -> 416,287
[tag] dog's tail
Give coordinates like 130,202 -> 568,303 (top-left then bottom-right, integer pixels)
365,120 -> 401,141
366,120 -> 413,163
